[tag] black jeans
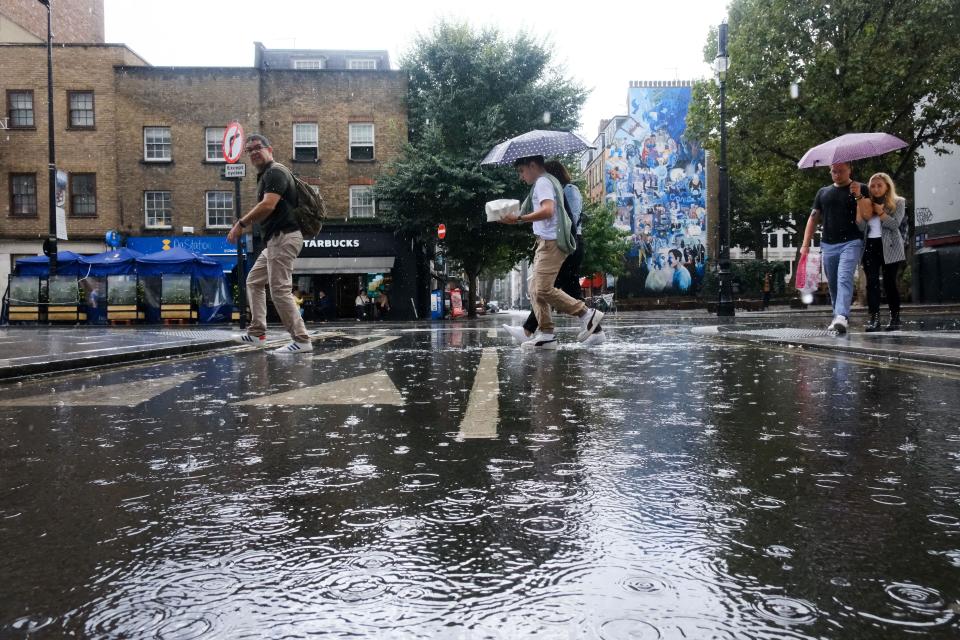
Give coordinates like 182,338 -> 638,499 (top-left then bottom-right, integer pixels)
523,236 -> 585,334
862,237 -> 902,314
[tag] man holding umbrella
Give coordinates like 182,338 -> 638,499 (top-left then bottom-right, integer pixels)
800,161 -> 866,335
498,155 -> 603,349
797,133 -> 907,335
482,131 -> 604,349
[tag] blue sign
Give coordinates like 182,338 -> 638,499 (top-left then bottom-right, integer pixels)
126,235 -> 238,256
105,230 -> 121,248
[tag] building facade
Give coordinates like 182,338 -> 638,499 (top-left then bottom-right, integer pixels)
2,36 -> 423,318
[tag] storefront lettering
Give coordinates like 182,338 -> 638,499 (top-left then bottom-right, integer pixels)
303,239 -> 360,249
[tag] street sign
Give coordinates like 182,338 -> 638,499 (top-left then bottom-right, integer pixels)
222,121 -> 244,164
223,163 -> 246,178
437,223 -> 446,240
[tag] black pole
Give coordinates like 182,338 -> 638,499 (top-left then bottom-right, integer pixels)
42,0 -> 58,276
234,178 -> 247,329
716,21 -> 735,317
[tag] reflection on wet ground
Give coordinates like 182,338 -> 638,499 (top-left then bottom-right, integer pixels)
1,323 -> 958,638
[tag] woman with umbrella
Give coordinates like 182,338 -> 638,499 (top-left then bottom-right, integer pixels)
857,172 -> 906,331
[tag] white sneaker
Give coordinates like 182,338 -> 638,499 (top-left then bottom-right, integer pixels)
270,340 -> 313,355
502,324 -> 534,344
582,331 -> 606,347
827,315 -> 848,335
576,309 -> 605,342
520,332 -> 558,350
233,333 -> 266,345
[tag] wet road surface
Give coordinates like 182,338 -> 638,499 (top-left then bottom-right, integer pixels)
1,320 -> 958,638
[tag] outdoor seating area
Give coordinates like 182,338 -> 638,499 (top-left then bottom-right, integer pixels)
3,248 -> 231,326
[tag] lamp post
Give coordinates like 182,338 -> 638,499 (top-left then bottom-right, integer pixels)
39,0 -> 58,275
714,20 -> 735,317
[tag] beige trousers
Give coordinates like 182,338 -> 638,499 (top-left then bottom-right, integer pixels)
530,238 -> 586,333
246,230 -> 309,342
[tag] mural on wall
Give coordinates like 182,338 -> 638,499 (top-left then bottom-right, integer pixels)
604,83 -> 706,295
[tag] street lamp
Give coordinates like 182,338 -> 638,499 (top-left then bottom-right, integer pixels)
38,0 -> 58,275
714,19 -> 735,317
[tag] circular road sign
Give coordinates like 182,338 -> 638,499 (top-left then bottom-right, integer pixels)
437,224 -> 446,240
223,122 -> 244,164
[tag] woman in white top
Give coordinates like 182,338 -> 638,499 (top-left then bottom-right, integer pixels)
856,172 -> 906,331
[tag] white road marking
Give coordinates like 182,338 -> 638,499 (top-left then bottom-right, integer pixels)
0,372 -> 201,407
457,347 -> 499,439
314,336 -> 400,361
234,369 -> 404,406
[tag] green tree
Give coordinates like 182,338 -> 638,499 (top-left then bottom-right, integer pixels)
688,0 -> 960,276
579,199 -> 631,279
375,22 -> 587,315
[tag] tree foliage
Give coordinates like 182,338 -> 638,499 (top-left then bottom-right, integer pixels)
580,200 -> 631,278
688,0 -> 960,262
375,22 -> 587,315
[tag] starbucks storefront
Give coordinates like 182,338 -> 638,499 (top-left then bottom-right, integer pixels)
292,226 -> 427,321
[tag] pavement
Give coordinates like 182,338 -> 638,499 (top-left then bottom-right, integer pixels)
1,302 -> 959,380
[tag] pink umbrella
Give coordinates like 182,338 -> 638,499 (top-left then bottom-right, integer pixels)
797,132 -> 908,169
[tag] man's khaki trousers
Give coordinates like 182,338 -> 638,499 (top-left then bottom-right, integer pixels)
246,230 -> 309,343
530,238 -> 586,333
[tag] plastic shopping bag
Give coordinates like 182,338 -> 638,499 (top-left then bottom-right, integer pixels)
795,251 -> 821,303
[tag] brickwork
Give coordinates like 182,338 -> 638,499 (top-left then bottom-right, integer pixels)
113,67 -> 262,236
259,70 -> 408,219
0,44 -> 146,241
1,0 -> 104,43
1,44 -> 408,246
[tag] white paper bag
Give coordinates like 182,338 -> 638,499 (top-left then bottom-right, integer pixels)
485,199 -> 520,222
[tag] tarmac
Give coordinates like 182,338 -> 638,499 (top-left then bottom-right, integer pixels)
1,303 -> 959,381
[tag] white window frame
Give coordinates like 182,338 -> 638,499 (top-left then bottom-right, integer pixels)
293,59 -> 324,70
293,122 -> 319,162
144,191 -> 172,229
349,186 -> 375,219
347,58 -> 377,70
205,127 -> 226,162
144,126 -> 172,161
348,123 -> 375,161
205,191 -> 234,228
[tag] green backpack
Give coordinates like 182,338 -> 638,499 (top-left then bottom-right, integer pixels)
274,163 -> 327,238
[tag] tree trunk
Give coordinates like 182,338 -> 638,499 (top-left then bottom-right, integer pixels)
465,269 -> 478,318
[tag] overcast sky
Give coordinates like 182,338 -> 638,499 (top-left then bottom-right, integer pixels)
103,0 -> 729,139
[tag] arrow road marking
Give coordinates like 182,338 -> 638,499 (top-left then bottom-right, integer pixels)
233,369 -> 404,406
0,372 -> 201,407
314,336 -> 400,361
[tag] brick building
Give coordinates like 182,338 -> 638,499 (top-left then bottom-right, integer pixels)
0,0 -> 104,44
2,27 -> 424,319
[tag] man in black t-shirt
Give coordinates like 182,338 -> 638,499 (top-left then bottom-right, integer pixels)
227,134 -> 311,354
800,161 -> 866,335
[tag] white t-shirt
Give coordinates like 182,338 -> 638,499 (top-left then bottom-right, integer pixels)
867,216 -> 883,238
531,176 -> 558,240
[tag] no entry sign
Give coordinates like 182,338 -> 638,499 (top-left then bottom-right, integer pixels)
437,224 -> 446,240
223,122 -> 244,164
